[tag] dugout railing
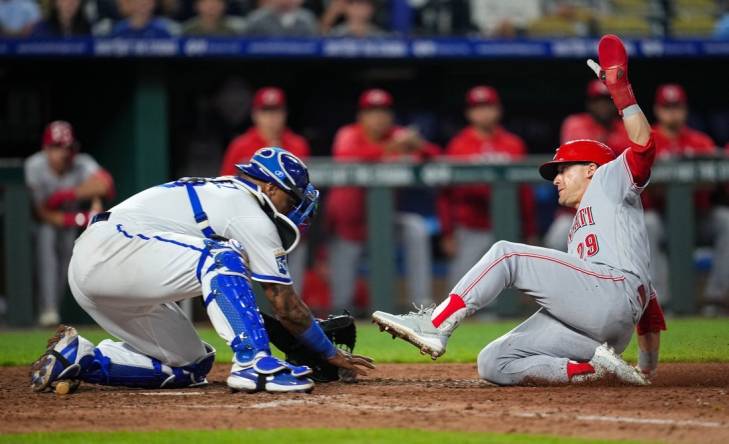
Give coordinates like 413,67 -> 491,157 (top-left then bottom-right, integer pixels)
3,158 -> 729,325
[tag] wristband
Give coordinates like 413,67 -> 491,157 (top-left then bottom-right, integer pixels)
62,211 -> 89,228
622,104 -> 642,118
297,319 -> 337,359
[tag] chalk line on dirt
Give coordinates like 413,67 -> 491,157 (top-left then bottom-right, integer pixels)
169,395 -> 728,430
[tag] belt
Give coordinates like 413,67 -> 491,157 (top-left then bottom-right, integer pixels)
90,211 -> 111,225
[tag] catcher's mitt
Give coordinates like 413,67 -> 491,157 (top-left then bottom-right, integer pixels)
262,311 -> 357,383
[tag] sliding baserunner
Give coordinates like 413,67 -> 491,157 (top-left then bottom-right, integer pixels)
373,35 -> 666,385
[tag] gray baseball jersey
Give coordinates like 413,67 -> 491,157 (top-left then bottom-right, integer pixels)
566,150 -> 653,294
24,151 -> 101,320
441,149 -> 652,385
24,152 -> 100,207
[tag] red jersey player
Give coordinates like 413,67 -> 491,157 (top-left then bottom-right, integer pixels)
220,86 -> 310,176
325,89 -> 439,312
438,85 -> 537,287
644,84 -> 727,314
219,86 -> 311,293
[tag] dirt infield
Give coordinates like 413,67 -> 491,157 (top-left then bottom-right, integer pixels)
2,363 -> 728,442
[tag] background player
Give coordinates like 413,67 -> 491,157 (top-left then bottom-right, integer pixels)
31,147 -> 373,394
438,85 -> 537,290
374,35 -> 666,386
325,88 -> 439,312
220,86 -> 311,294
643,84 -> 729,312
24,121 -> 114,326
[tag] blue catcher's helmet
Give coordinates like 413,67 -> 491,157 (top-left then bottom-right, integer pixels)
236,147 -> 319,227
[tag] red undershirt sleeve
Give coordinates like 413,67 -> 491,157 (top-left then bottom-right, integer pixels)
624,135 -> 656,187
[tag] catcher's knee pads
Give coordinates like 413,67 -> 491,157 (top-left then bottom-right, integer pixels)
201,238 -> 271,367
80,340 -> 216,388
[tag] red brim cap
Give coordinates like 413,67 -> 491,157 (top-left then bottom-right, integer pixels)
586,79 -> 610,98
253,86 -> 286,110
359,88 -> 393,109
466,85 -> 500,107
42,120 -> 76,147
655,84 -> 687,106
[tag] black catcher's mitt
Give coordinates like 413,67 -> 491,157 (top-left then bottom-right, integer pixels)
261,311 -> 357,383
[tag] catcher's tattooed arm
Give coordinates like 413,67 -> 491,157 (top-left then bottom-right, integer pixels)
261,282 -> 376,375
261,282 -> 312,335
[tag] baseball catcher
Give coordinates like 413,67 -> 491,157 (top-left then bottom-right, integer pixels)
31,147 -> 374,394
374,35 -> 666,385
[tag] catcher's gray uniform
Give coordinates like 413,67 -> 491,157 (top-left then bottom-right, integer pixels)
24,152 -> 101,319
442,150 -> 653,384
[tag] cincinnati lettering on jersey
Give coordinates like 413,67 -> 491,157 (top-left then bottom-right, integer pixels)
568,206 -> 596,242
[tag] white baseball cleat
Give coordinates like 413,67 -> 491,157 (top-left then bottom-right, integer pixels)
372,305 -> 449,359
591,343 -> 650,386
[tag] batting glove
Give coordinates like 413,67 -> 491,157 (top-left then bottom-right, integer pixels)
587,34 -> 637,114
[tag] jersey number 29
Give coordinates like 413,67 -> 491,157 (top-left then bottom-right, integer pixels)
577,233 -> 599,259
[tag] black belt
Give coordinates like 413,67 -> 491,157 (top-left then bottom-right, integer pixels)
90,211 -> 111,225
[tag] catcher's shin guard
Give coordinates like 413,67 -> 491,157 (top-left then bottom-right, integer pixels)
201,238 -> 272,366
80,341 -> 216,388
31,325 -> 216,390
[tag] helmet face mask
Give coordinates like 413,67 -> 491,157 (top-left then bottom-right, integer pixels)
236,147 -> 320,227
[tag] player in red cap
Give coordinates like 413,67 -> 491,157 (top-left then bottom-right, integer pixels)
220,86 -> 311,293
221,87 -> 310,176
24,120 -> 115,326
643,83 -> 728,315
545,79 -> 632,252
325,88 -> 440,313
438,85 -> 537,291
375,35 -> 665,386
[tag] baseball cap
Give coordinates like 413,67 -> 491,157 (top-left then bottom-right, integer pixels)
586,80 -> 610,99
655,84 -> 687,107
253,86 -> 286,110
358,88 -> 393,110
466,85 -> 500,107
42,121 -> 76,148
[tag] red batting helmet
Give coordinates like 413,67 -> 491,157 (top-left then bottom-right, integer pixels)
539,139 -> 616,181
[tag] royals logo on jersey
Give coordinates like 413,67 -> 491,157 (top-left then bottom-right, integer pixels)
276,255 -> 289,275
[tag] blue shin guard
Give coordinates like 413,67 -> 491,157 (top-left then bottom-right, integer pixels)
31,325 -> 216,390
80,341 -> 216,388
202,239 -> 272,366
201,239 -> 313,392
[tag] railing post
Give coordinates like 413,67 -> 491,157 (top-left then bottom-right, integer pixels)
367,187 -> 396,313
4,185 -> 34,326
491,181 -> 522,316
666,182 -> 695,314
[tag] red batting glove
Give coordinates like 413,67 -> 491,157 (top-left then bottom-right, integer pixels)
46,188 -> 77,210
62,211 -> 89,228
587,34 -> 637,113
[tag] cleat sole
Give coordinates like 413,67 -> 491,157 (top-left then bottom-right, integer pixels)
372,314 -> 444,360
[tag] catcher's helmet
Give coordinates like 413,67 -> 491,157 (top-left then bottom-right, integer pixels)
236,147 -> 319,226
539,139 -> 616,181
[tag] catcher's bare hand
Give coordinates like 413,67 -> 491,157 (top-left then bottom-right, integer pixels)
327,349 -> 375,376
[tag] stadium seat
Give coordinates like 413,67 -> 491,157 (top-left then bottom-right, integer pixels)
598,15 -> 652,37
671,16 -> 717,37
527,17 -> 580,38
